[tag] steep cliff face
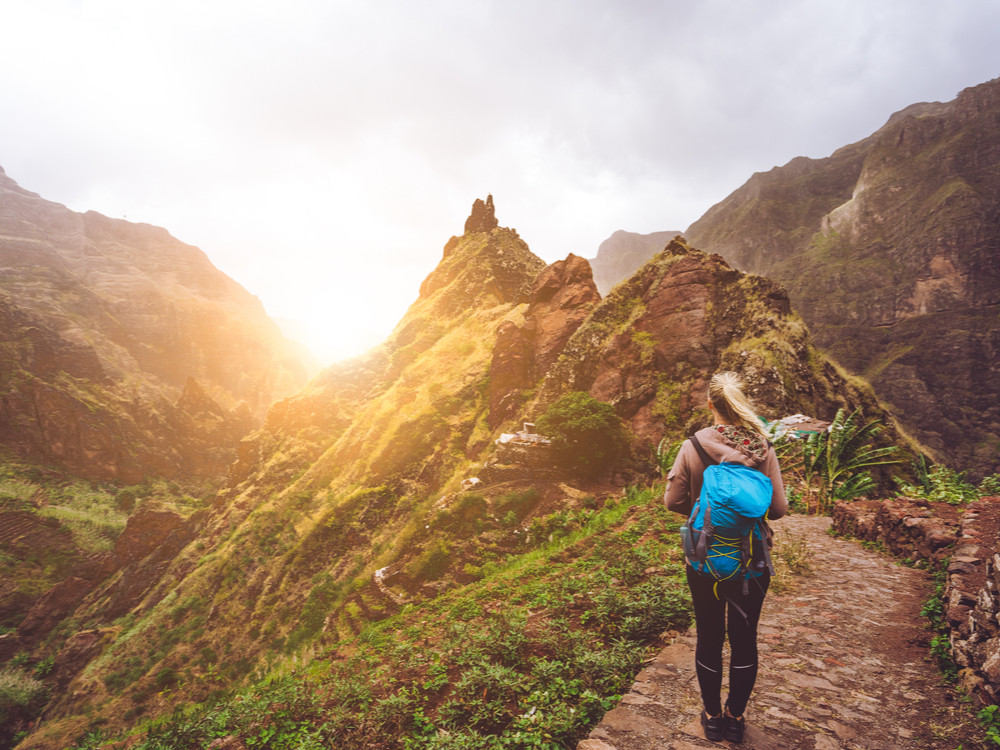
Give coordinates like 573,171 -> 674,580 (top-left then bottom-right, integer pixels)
488,253 -> 601,427
588,229 -> 679,296
685,79 -> 1000,477
0,166 -> 309,481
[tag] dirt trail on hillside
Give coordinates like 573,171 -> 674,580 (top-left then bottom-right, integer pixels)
577,514 -> 985,750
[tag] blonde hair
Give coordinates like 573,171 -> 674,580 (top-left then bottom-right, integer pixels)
708,371 -> 768,438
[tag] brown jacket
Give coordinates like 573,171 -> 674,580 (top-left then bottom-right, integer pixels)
663,426 -> 787,519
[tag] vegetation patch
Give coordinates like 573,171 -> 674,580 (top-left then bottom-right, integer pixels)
536,392 -> 627,480
72,487 -> 692,750
0,667 -> 48,748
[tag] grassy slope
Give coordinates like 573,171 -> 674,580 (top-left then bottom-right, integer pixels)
71,486 -> 694,750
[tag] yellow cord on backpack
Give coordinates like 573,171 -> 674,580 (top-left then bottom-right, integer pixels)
706,531 -> 749,599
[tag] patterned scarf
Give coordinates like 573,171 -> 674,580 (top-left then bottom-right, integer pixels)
714,424 -> 768,464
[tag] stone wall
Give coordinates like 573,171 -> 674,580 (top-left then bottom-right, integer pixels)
832,496 -> 1000,705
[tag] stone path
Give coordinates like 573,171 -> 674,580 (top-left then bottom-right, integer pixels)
577,514 -> 986,749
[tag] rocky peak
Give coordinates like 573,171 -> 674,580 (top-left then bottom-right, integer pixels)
524,253 -> 601,373
415,197 -> 544,312
463,194 -> 498,234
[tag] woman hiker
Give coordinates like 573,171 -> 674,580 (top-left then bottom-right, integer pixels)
664,371 -> 787,743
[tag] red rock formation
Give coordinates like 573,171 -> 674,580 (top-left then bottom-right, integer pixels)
100,506 -> 202,619
524,253 -> 601,375
536,239 -> 821,453
51,630 -> 113,691
488,321 -> 533,428
17,577 -> 100,643
15,506 -> 195,647
487,254 -> 601,428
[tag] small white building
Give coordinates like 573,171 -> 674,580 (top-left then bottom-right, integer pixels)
496,422 -> 552,447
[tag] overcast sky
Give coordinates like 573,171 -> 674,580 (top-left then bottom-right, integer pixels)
2,0 -> 999,364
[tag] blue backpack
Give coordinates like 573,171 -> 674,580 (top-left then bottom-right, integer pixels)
680,434 -> 776,595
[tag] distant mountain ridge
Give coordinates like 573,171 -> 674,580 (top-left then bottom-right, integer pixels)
0,166 -> 310,481
587,229 -> 679,296
685,78 -> 1000,477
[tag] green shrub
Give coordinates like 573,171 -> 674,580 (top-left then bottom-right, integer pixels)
536,392 -> 627,479
981,474 -> 1000,497
0,668 -> 48,730
494,488 -> 539,525
154,667 -> 178,690
410,539 -> 451,582
921,566 -> 958,682
585,578 -> 690,641
655,437 -> 682,477
901,458 -> 999,505
438,493 -> 488,534
778,408 -> 899,512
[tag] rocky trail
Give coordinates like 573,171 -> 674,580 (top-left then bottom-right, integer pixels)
577,514 -> 987,749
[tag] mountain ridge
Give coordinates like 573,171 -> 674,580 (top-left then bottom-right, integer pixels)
587,229 -> 680,296
0,165 -> 311,482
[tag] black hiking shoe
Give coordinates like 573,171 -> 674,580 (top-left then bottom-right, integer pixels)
724,710 -> 746,743
701,710 -> 725,741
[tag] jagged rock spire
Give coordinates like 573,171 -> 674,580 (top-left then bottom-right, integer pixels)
464,194 -> 498,234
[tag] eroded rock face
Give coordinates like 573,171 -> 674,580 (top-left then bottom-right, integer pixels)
101,506 -> 202,620
686,79 -> 1000,477
488,321 -> 533,428
0,165 -> 310,480
15,506 -> 197,647
524,254 -> 601,375
16,576 -> 104,644
487,254 -> 601,428
51,630 -> 113,691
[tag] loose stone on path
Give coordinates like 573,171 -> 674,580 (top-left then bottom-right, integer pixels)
577,514 -> 986,749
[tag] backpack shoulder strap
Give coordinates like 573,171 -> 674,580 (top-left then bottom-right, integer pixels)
689,433 -> 717,469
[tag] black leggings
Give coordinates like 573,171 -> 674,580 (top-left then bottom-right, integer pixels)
686,566 -> 770,717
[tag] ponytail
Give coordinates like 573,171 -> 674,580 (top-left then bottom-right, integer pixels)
708,371 -> 768,439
